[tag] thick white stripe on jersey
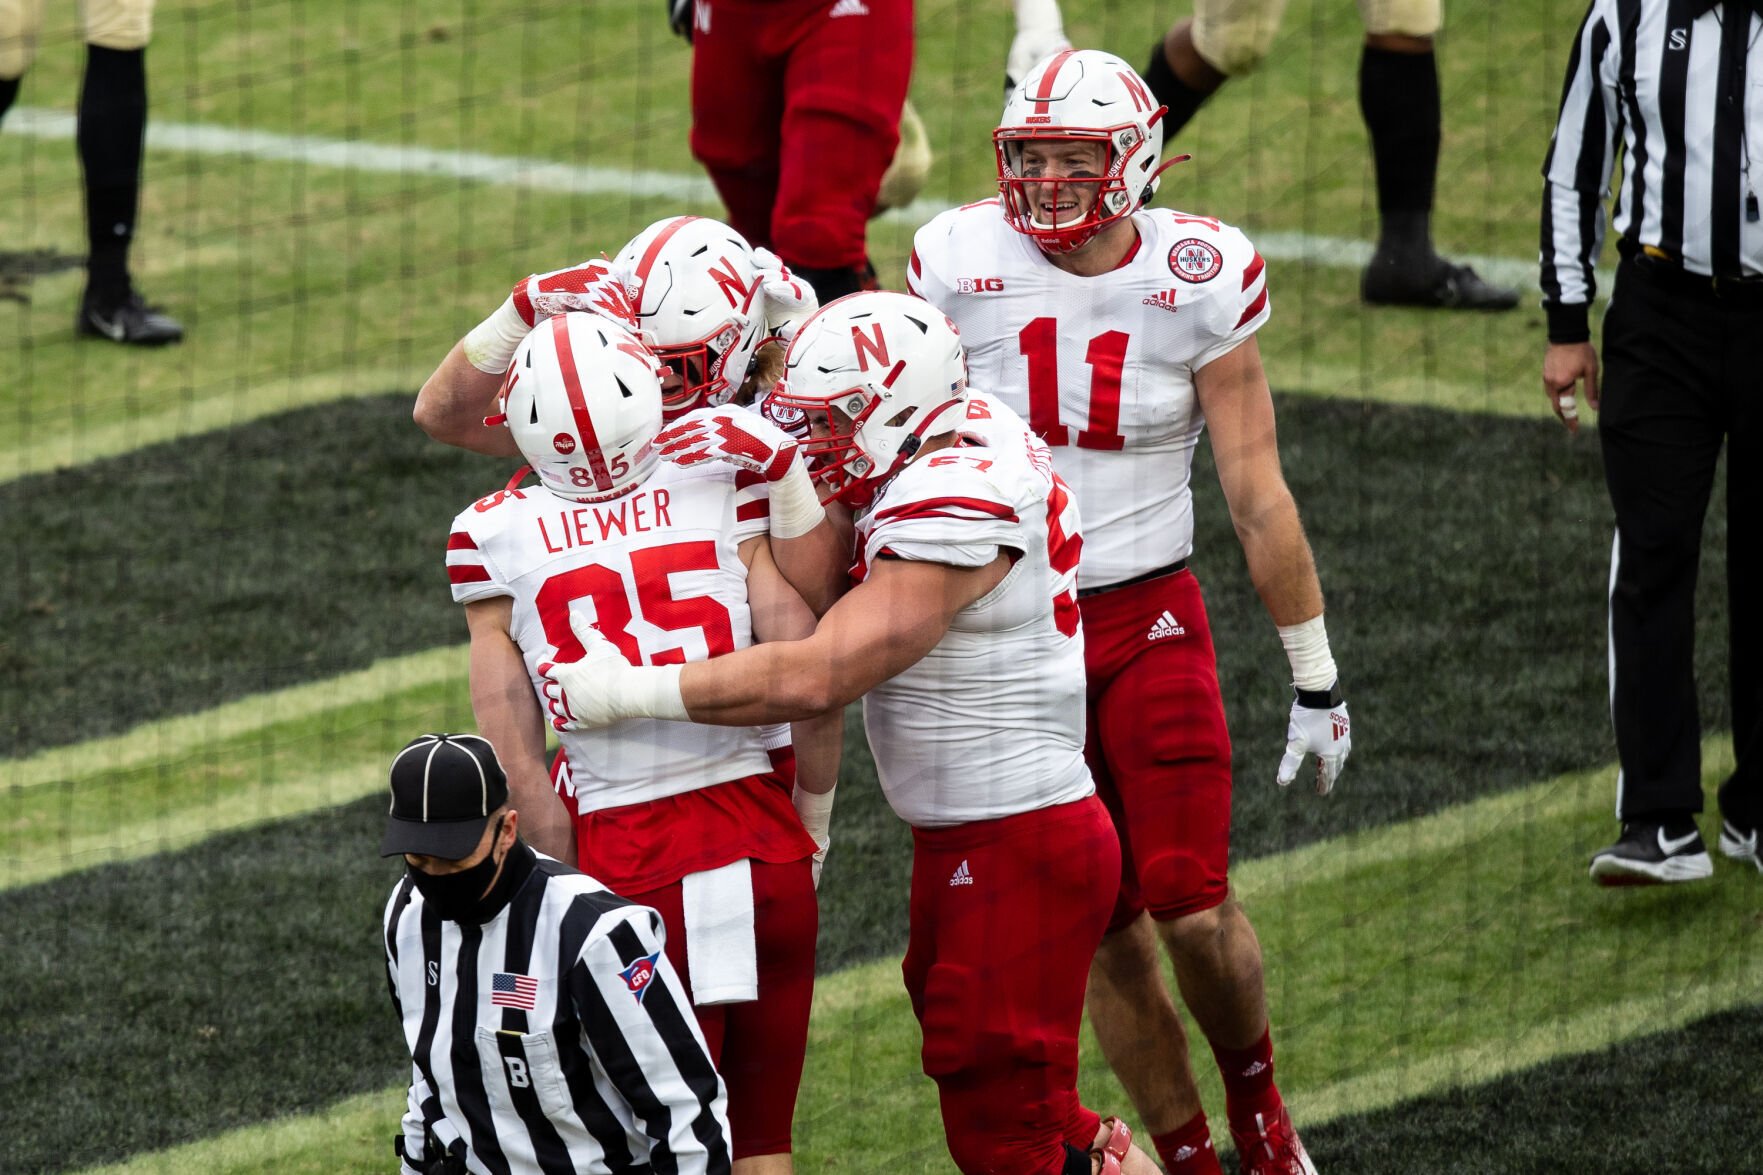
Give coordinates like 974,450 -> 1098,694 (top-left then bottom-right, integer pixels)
911,205 -> 1269,589
854,394 -> 1093,827
448,463 -> 773,808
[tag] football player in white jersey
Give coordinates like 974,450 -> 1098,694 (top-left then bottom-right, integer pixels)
906,50 -> 1350,1175
446,311 -> 839,1173
538,291 -> 1161,1175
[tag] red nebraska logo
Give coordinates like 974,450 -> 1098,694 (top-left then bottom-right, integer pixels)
1169,238 -> 1223,283
553,433 -> 577,455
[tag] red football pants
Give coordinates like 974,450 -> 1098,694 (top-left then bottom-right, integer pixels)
1080,568 -> 1235,933
627,858 -> 818,1159
901,797 -> 1118,1174
688,0 -> 913,270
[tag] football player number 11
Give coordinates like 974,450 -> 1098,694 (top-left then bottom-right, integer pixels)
1019,318 -> 1128,451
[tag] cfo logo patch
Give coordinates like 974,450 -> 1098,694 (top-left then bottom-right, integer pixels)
552,433 -> 577,455
1169,239 -> 1223,283
619,950 -> 661,1003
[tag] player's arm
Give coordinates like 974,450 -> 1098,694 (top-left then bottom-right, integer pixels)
1195,335 -> 1350,793
465,598 -> 576,861
572,910 -> 732,1171
656,407 -> 849,615
416,259 -> 636,453
1194,336 -> 1323,628
744,534 -> 843,881
743,536 -> 842,797
541,553 -> 1011,729
414,342 -> 520,456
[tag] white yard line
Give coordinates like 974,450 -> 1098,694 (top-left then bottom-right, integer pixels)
6,105 -> 1560,292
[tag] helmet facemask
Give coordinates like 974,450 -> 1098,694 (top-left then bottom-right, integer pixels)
654,320 -> 757,421
995,126 -> 1152,254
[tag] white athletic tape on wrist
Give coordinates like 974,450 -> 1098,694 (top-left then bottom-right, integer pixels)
792,783 -> 836,847
769,460 -> 827,540
1277,614 -> 1338,693
629,663 -> 689,721
461,295 -> 531,375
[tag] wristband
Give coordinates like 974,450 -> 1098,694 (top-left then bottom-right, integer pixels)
792,783 -> 836,847
1277,614 -> 1337,693
461,295 -> 531,375
1295,681 -> 1344,709
628,664 -> 689,721
768,460 -> 827,540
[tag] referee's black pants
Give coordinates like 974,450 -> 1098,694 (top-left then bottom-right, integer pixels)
1599,256 -> 1760,824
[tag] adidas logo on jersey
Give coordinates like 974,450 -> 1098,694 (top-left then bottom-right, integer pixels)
1141,289 -> 1180,313
828,0 -> 869,15
949,859 -> 974,887
1147,610 -> 1186,641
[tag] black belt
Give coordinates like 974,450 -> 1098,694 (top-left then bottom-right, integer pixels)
1618,238 -> 1763,305
1077,559 -> 1188,599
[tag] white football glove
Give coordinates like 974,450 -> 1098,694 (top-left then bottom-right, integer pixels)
536,614 -> 686,731
752,247 -> 818,343
654,406 -> 800,480
1005,0 -> 1071,92
1276,688 -> 1351,796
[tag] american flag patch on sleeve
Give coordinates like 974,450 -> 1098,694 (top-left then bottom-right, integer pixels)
491,971 -> 539,1010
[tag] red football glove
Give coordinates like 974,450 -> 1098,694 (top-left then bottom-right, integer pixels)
510,258 -> 637,331
654,407 -> 800,482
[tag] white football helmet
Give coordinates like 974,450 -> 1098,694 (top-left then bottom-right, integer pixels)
496,311 -> 665,502
613,215 -> 769,421
995,49 -> 1170,254
771,291 -> 969,505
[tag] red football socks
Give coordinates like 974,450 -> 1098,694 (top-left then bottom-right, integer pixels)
1212,1027 -> 1283,1128
1152,1112 -> 1223,1174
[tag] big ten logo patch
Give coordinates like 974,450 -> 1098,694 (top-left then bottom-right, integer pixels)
956,277 -> 1006,293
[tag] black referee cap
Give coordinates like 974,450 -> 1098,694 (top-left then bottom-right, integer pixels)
379,733 -> 510,859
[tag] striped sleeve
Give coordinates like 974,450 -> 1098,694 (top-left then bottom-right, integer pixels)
732,468 -> 771,543
1540,0 -> 1622,339
569,906 -> 731,1173
1191,228 -> 1270,371
446,509 -> 511,604
865,458 -> 1024,570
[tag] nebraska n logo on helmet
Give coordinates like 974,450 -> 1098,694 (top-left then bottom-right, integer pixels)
613,215 -> 771,422
496,311 -> 666,503
772,291 -> 969,506
995,49 -> 1186,254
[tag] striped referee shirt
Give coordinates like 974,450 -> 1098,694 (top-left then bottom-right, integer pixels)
384,844 -> 731,1174
1541,0 -> 1763,340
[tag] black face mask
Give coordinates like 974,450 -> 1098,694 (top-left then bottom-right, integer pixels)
408,817 -> 507,923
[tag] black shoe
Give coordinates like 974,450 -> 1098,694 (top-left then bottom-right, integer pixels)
1361,252 -> 1520,311
1716,777 -> 1761,874
76,288 -> 184,345
1589,819 -> 1713,886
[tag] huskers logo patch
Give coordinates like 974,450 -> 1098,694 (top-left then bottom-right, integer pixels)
619,950 -> 661,1003
1169,239 -> 1223,283
552,432 -> 577,455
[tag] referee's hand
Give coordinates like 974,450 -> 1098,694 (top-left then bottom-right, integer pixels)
1543,342 -> 1599,434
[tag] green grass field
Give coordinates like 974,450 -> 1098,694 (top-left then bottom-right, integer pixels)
4,0 -> 1760,1171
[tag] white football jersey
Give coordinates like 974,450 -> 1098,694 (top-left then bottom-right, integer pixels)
909,202 -> 1269,589
448,463 -> 774,809
854,392 -> 1094,828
